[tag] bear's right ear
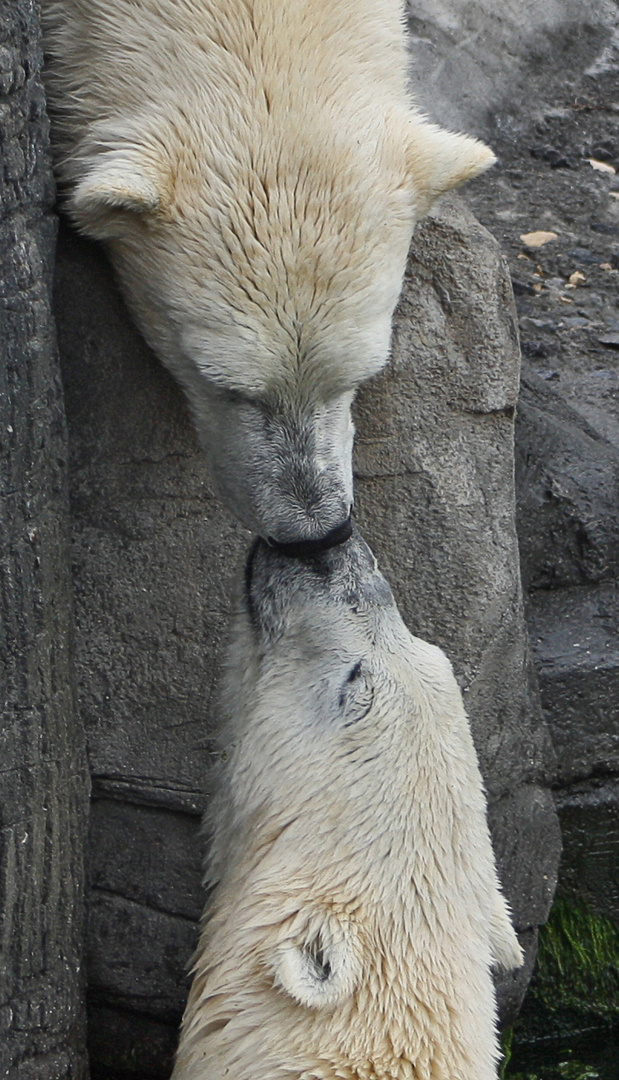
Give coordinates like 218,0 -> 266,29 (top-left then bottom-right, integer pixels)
405,114 -> 496,216
273,909 -> 362,1009
69,151 -> 163,239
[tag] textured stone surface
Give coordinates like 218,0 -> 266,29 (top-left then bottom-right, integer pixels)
0,2 -> 89,1076
487,787 -> 561,930
89,800 -> 204,923
453,7 -> 619,1050
354,200 -> 555,804
528,583 -> 619,785
54,223 -> 245,1070
55,225 -> 248,807
405,0 -> 619,136
354,198 -> 561,1020
516,366 -> 619,788
87,892 -> 195,1021
516,368 -> 619,593
53,194 -> 559,1073
555,781 -> 619,922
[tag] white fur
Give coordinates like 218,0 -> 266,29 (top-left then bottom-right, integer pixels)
41,0 -> 495,541
172,534 -> 523,1080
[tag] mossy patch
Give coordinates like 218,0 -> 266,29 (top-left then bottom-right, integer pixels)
529,899 -> 619,1027
504,1032 -> 619,1080
504,899 -> 619,1078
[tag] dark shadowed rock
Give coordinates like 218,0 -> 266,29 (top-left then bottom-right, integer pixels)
556,781 -> 619,923
87,893 -> 195,1021
0,2 -> 89,1076
528,583 -> 619,785
89,800 -> 204,922
516,367 -> 619,787
516,368 -> 619,593
87,1006 -> 178,1080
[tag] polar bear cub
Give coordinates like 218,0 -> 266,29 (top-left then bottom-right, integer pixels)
41,1 -> 495,546
173,530 -> 522,1080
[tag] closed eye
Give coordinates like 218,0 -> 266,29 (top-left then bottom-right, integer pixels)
339,662 -> 374,725
346,660 -> 363,684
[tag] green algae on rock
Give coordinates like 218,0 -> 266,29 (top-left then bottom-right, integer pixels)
504,899 -> 619,1077
533,899 -> 619,1025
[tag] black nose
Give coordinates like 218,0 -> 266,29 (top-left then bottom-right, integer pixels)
267,516 -> 353,558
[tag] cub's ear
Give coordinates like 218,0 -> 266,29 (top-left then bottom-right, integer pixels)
69,151 -> 163,239
406,115 -> 496,215
273,909 -> 362,1009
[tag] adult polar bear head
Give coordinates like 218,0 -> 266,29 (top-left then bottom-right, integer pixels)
173,529 -> 522,1080
42,0 -> 495,545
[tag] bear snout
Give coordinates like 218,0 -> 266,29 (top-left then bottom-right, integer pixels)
267,513 -> 353,557
243,526 -> 396,644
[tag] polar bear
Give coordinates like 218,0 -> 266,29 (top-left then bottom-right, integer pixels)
41,1 -> 495,546
172,529 -> 523,1080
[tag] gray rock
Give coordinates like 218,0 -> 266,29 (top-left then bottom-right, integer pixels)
516,369 -> 619,789
405,0 -> 619,137
528,582 -> 619,785
556,781 -> 619,922
0,2 -> 89,1077
516,367 -> 619,592
354,198 -> 560,1024
355,199 -> 555,805
55,225 -> 248,804
54,224 -> 245,1054
86,892 -> 194,1020
89,799 -> 204,923
487,786 -> 561,931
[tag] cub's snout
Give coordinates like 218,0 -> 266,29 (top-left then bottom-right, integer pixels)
243,525 -> 394,645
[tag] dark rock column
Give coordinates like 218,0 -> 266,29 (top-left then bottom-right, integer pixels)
515,364 -> 619,1035
0,2 -> 89,1077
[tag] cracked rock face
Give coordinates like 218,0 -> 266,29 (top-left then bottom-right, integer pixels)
54,195 -> 559,1073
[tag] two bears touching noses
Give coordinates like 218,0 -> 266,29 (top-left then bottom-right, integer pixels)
41,1 -> 524,1077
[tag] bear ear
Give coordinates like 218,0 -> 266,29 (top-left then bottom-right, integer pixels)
406,116 -> 496,215
273,910 -> 362,1009
69,151 -> 163,239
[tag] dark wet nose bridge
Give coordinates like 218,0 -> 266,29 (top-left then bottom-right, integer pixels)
267,515 -> 353,558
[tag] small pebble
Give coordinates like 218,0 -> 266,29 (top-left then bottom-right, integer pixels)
520,230 -> 559,248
